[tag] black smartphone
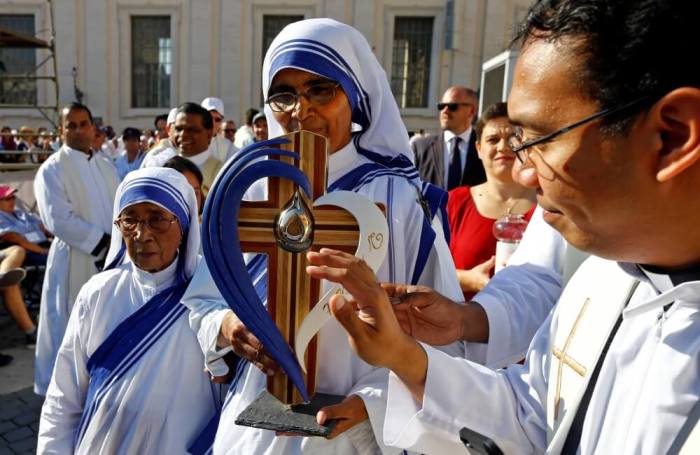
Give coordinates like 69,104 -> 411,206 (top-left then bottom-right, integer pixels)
459,427 -> 504,455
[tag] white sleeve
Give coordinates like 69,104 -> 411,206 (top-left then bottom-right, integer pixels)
384,314 -> 553,455
474,263 -> 560,368
34,162 -> 104,255
182,259 -> 234,375
471,205 -> 565,368
507,205 -> 568,270
37,289 -> 91,454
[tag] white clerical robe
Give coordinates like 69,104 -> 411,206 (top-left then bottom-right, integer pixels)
469,206 -> 586,368
33,146 -> 118,395
383,256 -> 700,454
183,142 -> 464,454
38,258 -> 219,454
209,135 -> 238,162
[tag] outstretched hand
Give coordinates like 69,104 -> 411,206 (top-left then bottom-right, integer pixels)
306,248 -> 414,370
306,249 -> 428,400
384,284 -> 467,346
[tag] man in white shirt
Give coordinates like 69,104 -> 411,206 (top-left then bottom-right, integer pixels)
33,103 -> 119,395
143,103 -> 223,197
413,87 -> 486,189
306,0 -> 700,453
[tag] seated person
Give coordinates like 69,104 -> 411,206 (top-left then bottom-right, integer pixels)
0,185 -> 51,266
0,245 -> 36,346
447,102 -> 535,300
38,167 -> 219,453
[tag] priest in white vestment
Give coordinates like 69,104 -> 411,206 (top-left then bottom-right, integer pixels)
38,167 -> 219,454
142,103 -> 224,198
182,18 -> 465,454
304,1 -> 700,453
33,103 -> 120,396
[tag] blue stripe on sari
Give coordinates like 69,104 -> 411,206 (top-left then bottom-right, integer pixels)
410,182 -> 449,285
74,279 -> 190,447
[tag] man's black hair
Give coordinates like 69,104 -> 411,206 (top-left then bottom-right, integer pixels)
475,102 -> 509,142
513,0 -> 700,133
122,127 -> 141,141
175,103 -> 213,130
154,114 -> 168,129
61,102 -> 94,124
245,108 -> 259,126
163,155 -> 204,185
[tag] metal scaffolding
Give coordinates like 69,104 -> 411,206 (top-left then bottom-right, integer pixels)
0,0 -> 59,128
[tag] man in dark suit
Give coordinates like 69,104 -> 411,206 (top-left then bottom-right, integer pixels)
412,86 -> 486,190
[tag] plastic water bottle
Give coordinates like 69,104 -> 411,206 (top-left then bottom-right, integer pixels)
492,214 -> 529,273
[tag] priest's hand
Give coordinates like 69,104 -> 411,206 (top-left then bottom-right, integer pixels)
389,285 -> 489,345
316,394 -> 368,439
306,249 -> 428,401
219,311 -> 279,376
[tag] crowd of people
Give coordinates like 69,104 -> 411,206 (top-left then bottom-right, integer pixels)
0,0 -> 698,453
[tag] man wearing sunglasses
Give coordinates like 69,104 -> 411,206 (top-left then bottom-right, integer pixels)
413,86 -> 486,190
305,0 -> 700,453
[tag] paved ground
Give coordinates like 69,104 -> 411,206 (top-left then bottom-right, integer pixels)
0,303 -> 41,454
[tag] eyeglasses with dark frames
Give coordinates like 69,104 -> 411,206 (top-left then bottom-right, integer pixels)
437,102 -> 472,112
114,215 -> 178,235
266,82 -> 341,113
508,96 -> 652,163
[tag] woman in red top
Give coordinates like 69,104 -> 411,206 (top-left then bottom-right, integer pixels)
448,102 -> 535,300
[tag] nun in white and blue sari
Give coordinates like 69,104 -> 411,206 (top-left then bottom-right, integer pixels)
183,18 -> 464,454
37,168 -> 219,454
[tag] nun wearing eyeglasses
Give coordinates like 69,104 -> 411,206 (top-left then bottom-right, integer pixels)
37,168 -> 219,454
183,19 -> 464,454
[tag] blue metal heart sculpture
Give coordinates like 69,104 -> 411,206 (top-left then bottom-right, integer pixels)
201,137 -> 311,401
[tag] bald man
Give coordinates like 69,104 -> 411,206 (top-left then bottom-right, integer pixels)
412,86 -> 486,190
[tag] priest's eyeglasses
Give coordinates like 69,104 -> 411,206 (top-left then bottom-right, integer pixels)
114,215 -> 178,234
266,82 -> 341,113
508,96 -> 651,163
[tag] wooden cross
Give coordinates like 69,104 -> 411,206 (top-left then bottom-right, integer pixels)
238,130 -> 360,404
552,298 -> 590,420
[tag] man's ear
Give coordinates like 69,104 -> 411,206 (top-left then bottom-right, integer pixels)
652,87 -> 700,182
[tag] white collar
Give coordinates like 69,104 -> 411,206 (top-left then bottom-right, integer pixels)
63,145 -> 92,160
443,127 -> 472,144
618,261 -> 700,318
327,141 -> 369,187
184,148 -> 212,167
130,254 -> 179,292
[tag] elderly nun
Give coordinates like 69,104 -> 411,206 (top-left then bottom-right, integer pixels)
37,168 -> 218,454
183,18 -> 465,455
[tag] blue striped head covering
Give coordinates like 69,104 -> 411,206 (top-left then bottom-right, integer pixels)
262,18 -> 418,181
104,167 -> 200,282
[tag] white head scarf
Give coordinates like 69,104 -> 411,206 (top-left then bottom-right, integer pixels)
104,167 -> 200,282
261,18 -> 417,174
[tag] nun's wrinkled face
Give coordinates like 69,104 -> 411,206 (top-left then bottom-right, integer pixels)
116,202 -> 182,273
268,68 -> 352,153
